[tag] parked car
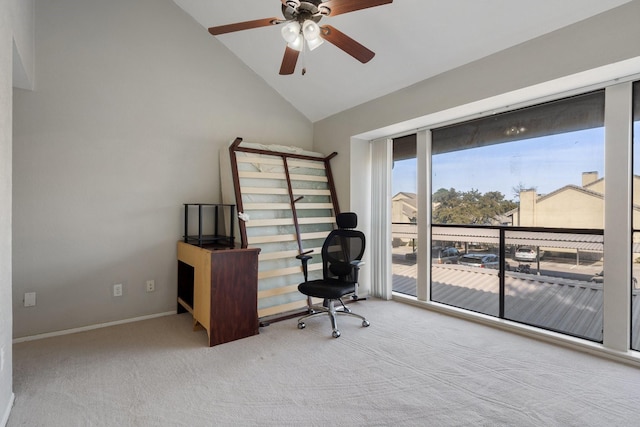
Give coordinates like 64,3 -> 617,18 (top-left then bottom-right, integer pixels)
431,246 -> 461,264
458,253 -> 500,269
514,246 -> 543,262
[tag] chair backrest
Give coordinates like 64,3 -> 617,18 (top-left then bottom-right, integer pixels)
321,213 -> 365,282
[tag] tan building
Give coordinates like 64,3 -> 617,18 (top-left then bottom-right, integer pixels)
391,192 -> 417,247
509,172 -> 640,229
392,192 -> 417,224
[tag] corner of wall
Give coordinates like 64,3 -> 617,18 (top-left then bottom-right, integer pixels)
11,0 -> 34,90
12,38 -> 34,90
1,393 -> 15,427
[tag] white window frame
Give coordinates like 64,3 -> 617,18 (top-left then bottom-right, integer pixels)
361,59 -> 640,365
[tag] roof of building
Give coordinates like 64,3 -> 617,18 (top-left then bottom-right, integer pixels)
536,184 -> 604,204
392,192 -> 417,202
583,176 -> 604,190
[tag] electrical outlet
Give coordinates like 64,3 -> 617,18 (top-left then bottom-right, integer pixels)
113,283 -> 123,297
146,280 -> 155,292
24,292 -> 36,307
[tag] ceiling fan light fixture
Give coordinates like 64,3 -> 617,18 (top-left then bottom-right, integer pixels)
302,20 -> 321,41
287,33 -> 304,51
281,21 -> 301,44
306,36 -> 324,51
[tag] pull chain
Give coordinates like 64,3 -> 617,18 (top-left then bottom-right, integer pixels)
301,38 -> 307,75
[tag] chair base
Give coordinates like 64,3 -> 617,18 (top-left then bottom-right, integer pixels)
297,298 -> 370,338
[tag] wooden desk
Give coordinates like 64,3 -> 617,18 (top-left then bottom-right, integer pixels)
177,242 -> 260,346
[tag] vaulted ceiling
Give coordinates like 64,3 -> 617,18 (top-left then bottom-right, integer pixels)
173,0 -> 632,122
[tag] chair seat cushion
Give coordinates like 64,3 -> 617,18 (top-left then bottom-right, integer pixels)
298,279 -> 356,300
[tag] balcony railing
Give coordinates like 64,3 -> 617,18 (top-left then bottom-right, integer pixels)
391,223 -> 625,343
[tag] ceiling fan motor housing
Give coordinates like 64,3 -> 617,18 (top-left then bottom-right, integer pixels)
282,1 -> 328,23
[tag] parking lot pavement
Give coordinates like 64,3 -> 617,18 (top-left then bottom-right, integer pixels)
515,259 -> 601,281
391,246 -> 640,283
392,247 -> 605,281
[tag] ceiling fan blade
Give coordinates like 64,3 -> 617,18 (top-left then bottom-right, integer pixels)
320,25 -> 375,63
208,17 -> 281,36
320,0 -> 393,17
279,46 -> 300,75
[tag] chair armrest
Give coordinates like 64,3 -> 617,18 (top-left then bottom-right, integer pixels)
350,260 -> 364,283
296,250 -> 314,282
350,260 -> 365,269
296,252 -> 313,262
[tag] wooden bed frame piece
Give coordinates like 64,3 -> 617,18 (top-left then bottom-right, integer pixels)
227,137 -> 341,319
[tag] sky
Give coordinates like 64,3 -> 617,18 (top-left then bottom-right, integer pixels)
393,123 -> 640,201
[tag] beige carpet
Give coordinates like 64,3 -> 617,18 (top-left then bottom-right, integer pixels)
8,299 -> 640,426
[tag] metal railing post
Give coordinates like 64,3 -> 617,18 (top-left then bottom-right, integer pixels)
499,228 -> 505,319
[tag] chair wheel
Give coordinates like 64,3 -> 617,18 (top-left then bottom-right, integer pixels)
297,322 -> 305,329
332,330 -> 341,338
362,320 -> 370,327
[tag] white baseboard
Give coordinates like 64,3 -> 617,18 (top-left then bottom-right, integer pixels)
12,311 -> 177,344
1,392 -> 14,427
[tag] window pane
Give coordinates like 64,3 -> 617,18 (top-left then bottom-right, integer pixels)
431,226 -> 500,316
504,229 -> 604,341
431,91 -> 605,341
392,136 -> 417,296
432,91 -> 605,228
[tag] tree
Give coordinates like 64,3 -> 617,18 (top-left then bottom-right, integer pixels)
432,188 -> 517,224
432,187 -> 456,204
511,182 -> 537,201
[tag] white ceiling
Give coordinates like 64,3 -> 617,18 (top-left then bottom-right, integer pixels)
173,0 -> 631,122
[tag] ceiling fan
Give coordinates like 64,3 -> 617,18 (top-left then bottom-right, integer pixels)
208,0 -> 393,75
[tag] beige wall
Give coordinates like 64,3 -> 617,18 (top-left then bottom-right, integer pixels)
518,190 -> 537,227
11,0 -> 313,338
391,200 -> 404,223
585,180 -> 605,193
535,189 -> 604,229
633,176 -> 640,209
582,171 -> 599,187
391,194 -> 415,223
2,0 -> 34,420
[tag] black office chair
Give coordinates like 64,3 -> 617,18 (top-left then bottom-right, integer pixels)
296,212 -> 370,338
